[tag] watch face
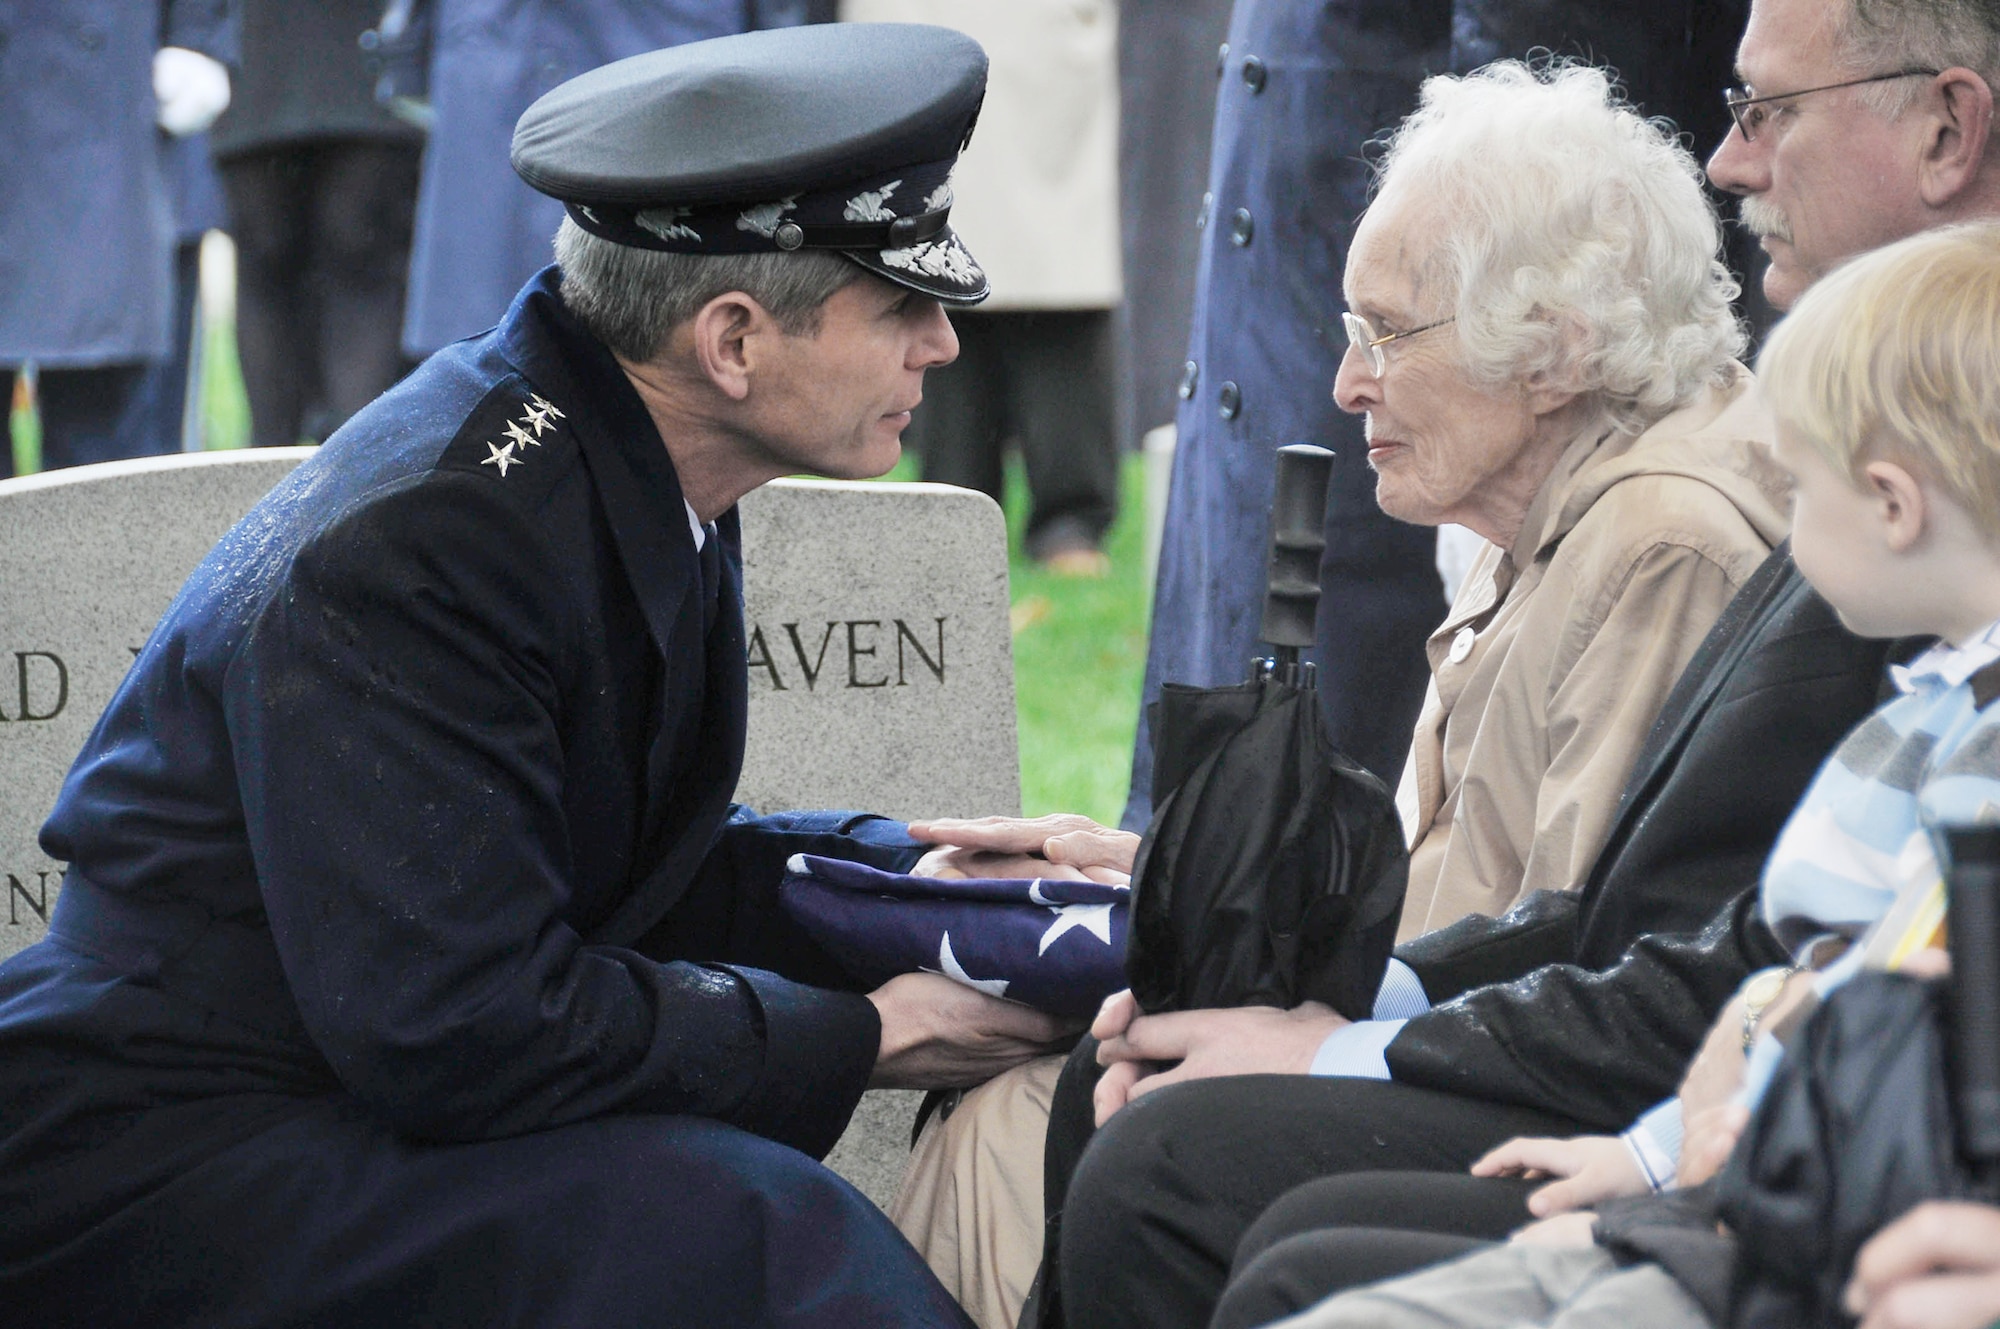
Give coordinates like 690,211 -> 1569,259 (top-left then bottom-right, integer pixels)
1743,967 -> 1791,1009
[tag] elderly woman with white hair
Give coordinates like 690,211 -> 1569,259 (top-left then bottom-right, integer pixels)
882,61 -> 1794,1329
1352,60 -> 1788,938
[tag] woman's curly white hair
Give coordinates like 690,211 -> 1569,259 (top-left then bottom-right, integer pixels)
1372,60 -> 1746,433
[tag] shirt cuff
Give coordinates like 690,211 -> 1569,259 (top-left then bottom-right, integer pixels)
1309,1018 -> 1408,1079
1622,1098 -> 1684,1192
1372,958 -> 1432,1020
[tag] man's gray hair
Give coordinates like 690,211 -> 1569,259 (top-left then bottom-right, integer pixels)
553,218 -> 863,362
1371,61 -> 1744,434
1840,0 -> 2000,113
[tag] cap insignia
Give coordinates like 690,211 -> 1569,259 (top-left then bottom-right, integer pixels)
880,232 -> 983,287
636,206 -> 700,244
844,179 -> 903,223
735,197 -> 798,238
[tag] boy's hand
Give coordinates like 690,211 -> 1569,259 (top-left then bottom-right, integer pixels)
1471,1134 -> 1647,1215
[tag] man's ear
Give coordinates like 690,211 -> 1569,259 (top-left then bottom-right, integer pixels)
1865,458 -> 1930,553
1917,68 -> 1994,208
687,291 -> 771,402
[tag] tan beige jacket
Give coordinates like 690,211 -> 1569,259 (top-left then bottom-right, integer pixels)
1396,365 -> 1791,941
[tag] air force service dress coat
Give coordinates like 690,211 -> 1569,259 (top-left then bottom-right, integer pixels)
0,0 -> 231,368
0,269 -> 969,1327
1128,0 -> 1452,825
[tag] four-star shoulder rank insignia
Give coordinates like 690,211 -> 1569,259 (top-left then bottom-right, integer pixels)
481,440 -> 520,476
479,392 -> 566,480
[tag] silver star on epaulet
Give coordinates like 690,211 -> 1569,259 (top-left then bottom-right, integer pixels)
481,439 -> 520,477
527,393 -> 566,425
502,418 -> 538,449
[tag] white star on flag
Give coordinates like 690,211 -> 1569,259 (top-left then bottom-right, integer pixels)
927,931 -> 1010,999
1038,902 -> 1116,956
481,440 -> 520,477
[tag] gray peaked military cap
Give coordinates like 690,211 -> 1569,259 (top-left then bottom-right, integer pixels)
512,23 -> 991,305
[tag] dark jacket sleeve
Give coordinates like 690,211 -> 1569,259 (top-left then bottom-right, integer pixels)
1394,889 -> 1581,1006
644,807 -> 925,992
1384,886 -> 1790,1131
228,474 -> 876,1156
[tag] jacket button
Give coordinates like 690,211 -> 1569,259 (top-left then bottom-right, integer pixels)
1217,381 -> 1242,420
1178,361 -> 1200,400
1447,626 -> 1477,664
1242,56 -> 1267,92
1229,208 -> 1254,247
1216,42 -> 1229,77
1196,191 -> 1212,231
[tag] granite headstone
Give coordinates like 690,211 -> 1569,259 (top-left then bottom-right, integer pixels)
0,454 -> 1019,1208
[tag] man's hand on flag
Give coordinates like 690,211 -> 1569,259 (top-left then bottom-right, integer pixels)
866,972 -> 1084,1089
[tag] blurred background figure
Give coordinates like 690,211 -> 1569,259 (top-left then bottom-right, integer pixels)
211,0 -> 423,449
1126,0 -> 1454,824
1115,0 -> 1230,458
843,0 -> 1124,574
396,0 -> 832,361
0,2 -> 232,477
121,126 -> 229,454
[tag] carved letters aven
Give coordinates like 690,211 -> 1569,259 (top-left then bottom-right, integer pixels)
747,618 -> 950,692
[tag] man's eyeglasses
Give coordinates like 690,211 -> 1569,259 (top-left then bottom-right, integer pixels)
1341,311 -> 1455,378
1723,68 -> 1939,142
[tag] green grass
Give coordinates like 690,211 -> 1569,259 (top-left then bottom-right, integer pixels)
199,315 -> 252,451
1001,457 -> 1150,825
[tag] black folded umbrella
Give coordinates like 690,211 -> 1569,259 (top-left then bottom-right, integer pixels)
1125,444 -> 1408,1020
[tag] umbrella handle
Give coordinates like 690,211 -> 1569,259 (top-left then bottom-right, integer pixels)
1257,444 -> 1336,677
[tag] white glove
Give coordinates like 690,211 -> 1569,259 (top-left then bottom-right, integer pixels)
153,47 -> 231,137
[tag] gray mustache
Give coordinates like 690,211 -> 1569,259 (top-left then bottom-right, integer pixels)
1739,196 -> 1794,244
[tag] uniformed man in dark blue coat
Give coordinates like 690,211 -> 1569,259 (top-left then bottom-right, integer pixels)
0,25 -> 1066,1326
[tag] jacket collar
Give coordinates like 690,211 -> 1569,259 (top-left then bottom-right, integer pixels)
496,267 -> 707,665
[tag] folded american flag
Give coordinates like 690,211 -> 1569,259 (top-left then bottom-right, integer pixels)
780,854 -> 1130,1017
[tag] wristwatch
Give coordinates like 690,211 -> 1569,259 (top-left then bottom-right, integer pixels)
1741,965 -> 1802,1053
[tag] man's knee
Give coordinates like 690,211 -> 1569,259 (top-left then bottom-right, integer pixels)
1061,1080 -> 1205,1241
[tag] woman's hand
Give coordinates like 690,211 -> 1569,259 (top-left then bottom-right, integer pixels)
908,813 -> 1138,885
1471,1135 -> 1647,1216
